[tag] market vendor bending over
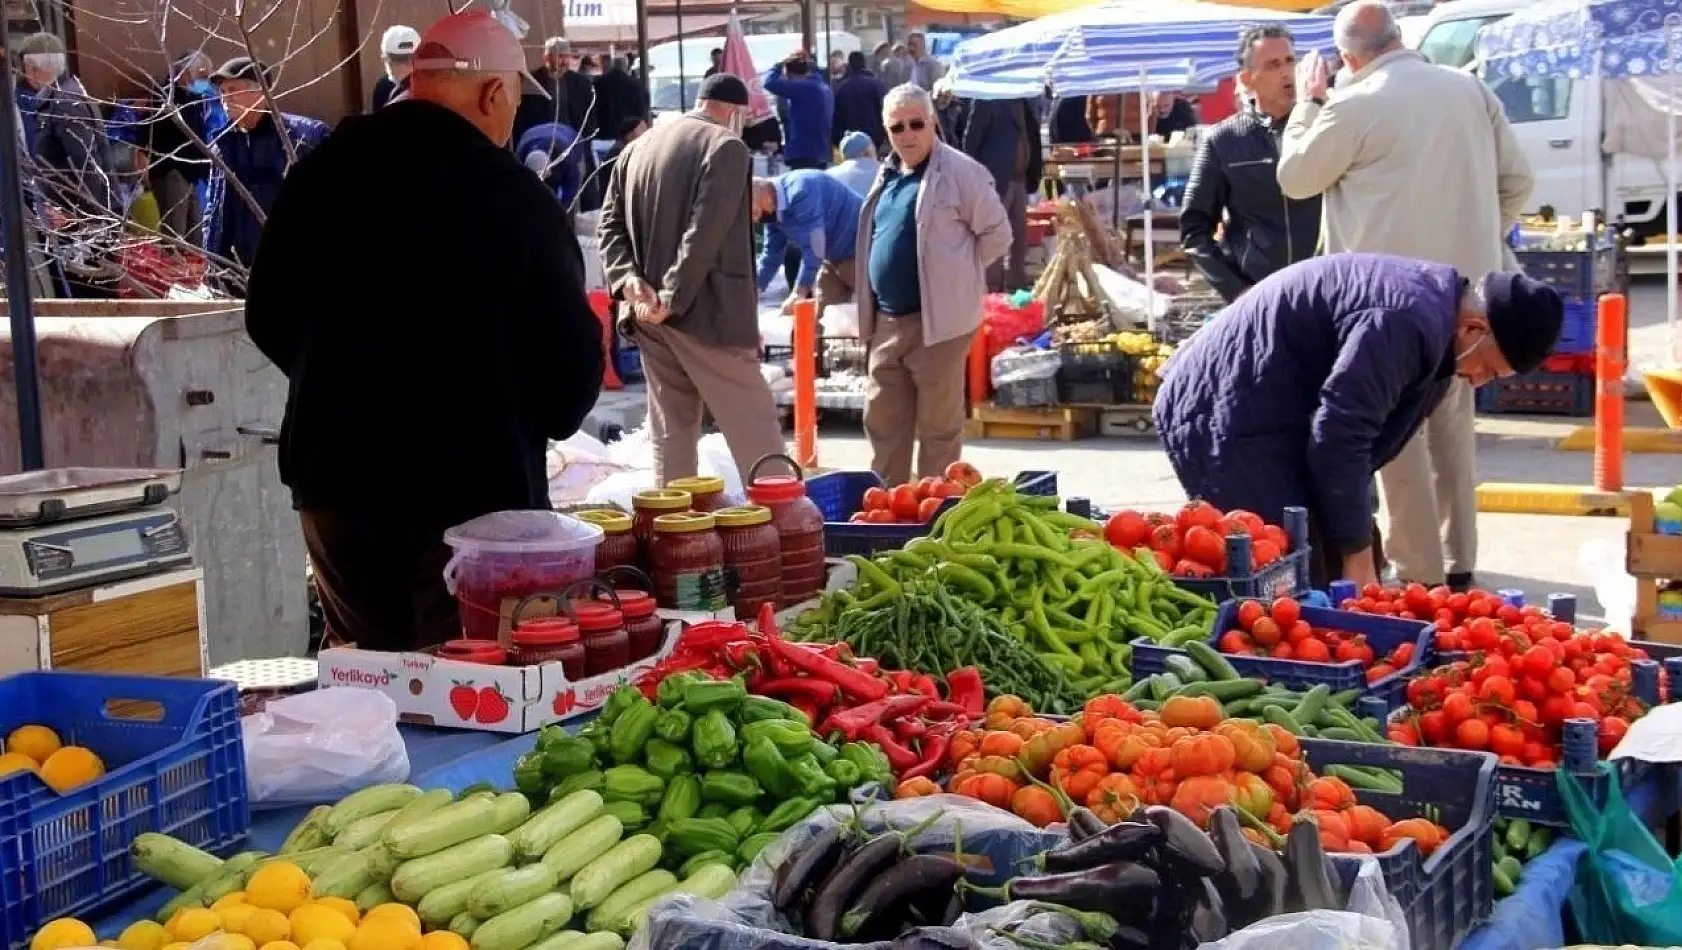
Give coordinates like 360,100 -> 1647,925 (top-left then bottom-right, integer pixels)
752,169 -> 864,316
1153,253 -> 1563,588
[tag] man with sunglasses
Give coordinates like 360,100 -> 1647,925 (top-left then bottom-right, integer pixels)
1153,254 -> 1561,590
856,83 -> 1010,487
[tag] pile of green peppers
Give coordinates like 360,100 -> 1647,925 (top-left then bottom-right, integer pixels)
511,673 -> 894,872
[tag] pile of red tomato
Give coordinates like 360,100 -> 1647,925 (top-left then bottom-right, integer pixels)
848,462 -> 983,525
1216,597 -> 1417,683
1102,501 -> 1294,578
1335,583 -> 1541,653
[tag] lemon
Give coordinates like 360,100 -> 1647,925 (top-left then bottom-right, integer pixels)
32,919 -> 98,950
246,862 -> 312,914
310,898 -> 358,927
101,942 -> 120,948
289,904 -> 354,947
38,746 -> 105,794
298,940 -> 345,950
8,724 -> 61,764
168,908 -> 222,943
209,936 -> 257,950
218,904 -> 260,936
359,905 -> 420,935
420,933 -> 469,950
243,909 -> 291,947
0,751 -> 40,776
348,919 -> 421,950
161,943 -> 191,950
212,891 -> 248,910
117,919 -> 170,950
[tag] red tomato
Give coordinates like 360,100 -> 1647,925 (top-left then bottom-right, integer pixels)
1441,691 -> 1475,723
1236,600 -> 1266,630
944,461 -> 982,487
1150,524 -> 1184,559
862,486 -> 889,511
1296,638 -> 1331,662
1270,597 -> 1302,629
1488,723 -> 1525,757
1455,718 -> 1490,749
1598,716 -> 1631,755
1104,510 -> 1152,550
916,497 -> 943,523
1177,500 -> 1223,532
1183,525 -> 1228,572
1218,630 -> 1252,653
1288,620 -> 1314,644
914,477 -> 942,500
1251,618 -> 1282,648
1251,538 -> 1282,566
1479,676 -> 1516,706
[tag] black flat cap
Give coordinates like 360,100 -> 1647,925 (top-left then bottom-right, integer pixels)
1481,271 -> 1564,375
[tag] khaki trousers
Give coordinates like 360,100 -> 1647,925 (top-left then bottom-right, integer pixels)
815,258 -> 857,314
1376,378 -> 1478,584
864,314 -> 973,486
636,321 -> 786,486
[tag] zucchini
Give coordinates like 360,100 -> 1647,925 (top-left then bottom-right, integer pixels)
469,892 -> 575,950
334,809 -> 400,851
510,790 -> 605,862
468,864 -> 561,919
278,805 -> 333,854
266,845 -> 346,878
155,852 -> 265,921
541,814 -> 625,883
378,787 -> 454,843
201,852 -> 270,905
625,865 -> 737,934
383,794 -> 502,860
488,792 -> 533,834
569,834 -> 664,910
450,913 -> 483,939
525,931 -> 587,950
586,869 -> 678,935
391,834 -> 515,904
324,783 -> 422,838
564,936 -> 624,950
354,881 -> 395,913
364,843 -> 401,879
129,833 -> 223,890
416,868 -> 508,928
312,850 -> 379,900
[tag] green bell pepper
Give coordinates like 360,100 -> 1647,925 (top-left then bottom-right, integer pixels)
755,797 -> 819,835
679,851 -> 737,877
840,742 -> 894,786
658,774 -> 702,823
739,719 -> 813,758
578,719 -> 613,758
692,710 -> 739,769
681,677 -> 748,714
600,685 -> 645,726
697,803 -> 730,820
698,770 -> 761,807
609,698 -> 661,765
657,672 -> 699,709
737,832 -> 780,864
824,759 -> 861,790
645,738 -> 694,780
743,735 -> 796,798
738,695 -> 810,726
654,709 -> 693,744
725,806 -> 761,837
512,752 -> 546,797
549,769 -> 605,802
602,764 -> 665,807
601,799 -> 649,831
667,817 -> 740,858
540,736 -> 597,780
785,753 -> 836,799
808,740 -> 839,766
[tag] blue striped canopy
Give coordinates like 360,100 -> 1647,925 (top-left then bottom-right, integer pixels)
950,0 -> 1336,94
1477,0 -> 1682,79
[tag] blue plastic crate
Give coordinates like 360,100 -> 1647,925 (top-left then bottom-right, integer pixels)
1515,245 -> 1621,296
1474,369 -> 1592,417
615,345 -> 643,381
0,673 -> 249,950
1132,603 -> 1433,712
807,469 -> 1057,557
1302,738 -> 1498,950
1552,295 -> 1597,356
1167,506 -> 1313,601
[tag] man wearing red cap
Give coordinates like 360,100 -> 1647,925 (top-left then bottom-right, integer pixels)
244,10 -> 603,652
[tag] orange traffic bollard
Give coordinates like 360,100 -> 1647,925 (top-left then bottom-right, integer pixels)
792,298 -> 818,469
967,331 -> 990,408
1594,292 -> 1626,492
589,290 -> 623,391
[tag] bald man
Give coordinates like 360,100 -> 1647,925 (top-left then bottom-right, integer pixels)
1276,0 -> 1533,590
245,10 -> 604,652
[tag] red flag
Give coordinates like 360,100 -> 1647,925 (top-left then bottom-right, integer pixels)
720,10 -> 774,125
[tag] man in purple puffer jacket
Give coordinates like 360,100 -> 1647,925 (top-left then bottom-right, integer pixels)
1153,253 -> 1562,589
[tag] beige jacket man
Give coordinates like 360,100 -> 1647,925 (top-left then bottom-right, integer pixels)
1278,26 -> 1533,586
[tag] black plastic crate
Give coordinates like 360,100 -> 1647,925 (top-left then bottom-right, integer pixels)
993,377 -> 1060,408
1474,370 -> 1593,416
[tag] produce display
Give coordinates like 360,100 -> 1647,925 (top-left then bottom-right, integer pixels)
847,462 -> 985,525
1102,502 -> 1294,578
0,723 -> 106,793
1491,817 -> 1553,897
1216,597 -> 1418,680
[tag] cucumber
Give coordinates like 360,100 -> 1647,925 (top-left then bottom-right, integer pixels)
525,931 -> 586,950
417,868 -> 508,928
379,787 -> 455,843
540,814 -> 625,883
334,809 -> 400,851
470,892 -> 575,950
586,869 -> 677,935
364,843 -> 401,879
156,852 -> 265,921
313,850 -> 379,899
565,934 -> 625,950
129,833 -> 223,889
324,783 -> 422,838
569,835 -> 663,910
450,913 -> 483,939
279,805 -> 334,854
488,792 -> 533,834
354,881 -> 395,913
1185,640 -> 1242,680
468,864 -> 560,919
384,794 -> 502,860
510,790 -> 605,862
392,834 -> 515,903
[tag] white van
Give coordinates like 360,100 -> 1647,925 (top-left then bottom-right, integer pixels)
1416,0 -> 1672,237
646,31 -> 864,113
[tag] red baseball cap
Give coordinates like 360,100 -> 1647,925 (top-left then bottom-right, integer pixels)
413,10 -> 548,98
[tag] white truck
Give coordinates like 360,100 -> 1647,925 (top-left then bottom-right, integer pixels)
1417,0 -> 1675,238
646,31 -> 864,114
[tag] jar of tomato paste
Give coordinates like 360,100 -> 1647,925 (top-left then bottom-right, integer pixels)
597,566 -> 664,661
715,505 -> 783,621
510,616 -> 585,678
437,639 -> 507,665
649,512 -> 727,611
667,476 -> 728,512
577,509 -> 639,575
632,489 -> 693,549
744,455 -> 827,607
572,596 -> 630,676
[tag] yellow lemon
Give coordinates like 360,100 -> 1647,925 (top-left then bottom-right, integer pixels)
0,751 -> 40,776
360,905 -> 420,935
101,942 -> 121,948
243,909 -> 292,947
264,943 -> 305,950
8,724 -> 61,764
217,903 -> 259,936
310,898 -> 359,928
167,908 -> 222,943
32,919 -> 98,950
298,940 -> 345,950
289,904 -> 354,947
420,932 -> 469,950
161,943 -> 191,950
212,891 -> 247,910
209,936 -> 257,950
38,746 -> 105,794
246,862 -> 313,914
347,918 -> 421,950
117,919 -> 170,950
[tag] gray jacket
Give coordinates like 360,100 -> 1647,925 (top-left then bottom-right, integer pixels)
29,77 -> 114,214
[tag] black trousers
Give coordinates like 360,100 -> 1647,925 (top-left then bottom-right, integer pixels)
300,508 -> 461,652
1305,515 -> 1388,591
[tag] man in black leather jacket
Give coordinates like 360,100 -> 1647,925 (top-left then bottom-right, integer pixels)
1181,25 -> 1322,303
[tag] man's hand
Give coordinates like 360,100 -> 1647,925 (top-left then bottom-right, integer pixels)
1296,50 -> 1330,104
1340,548 -> 1379,588
620,277 -> 669,324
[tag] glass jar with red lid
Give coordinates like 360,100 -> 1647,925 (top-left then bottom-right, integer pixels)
744,454 -> 827,607
714,505 -> 783,620
649,512 -> 728,611
437,639 -> 507,665
568,582 -> 631,676
598,566 -> 665,661
667,476 -> 728,512
510,616 -> 586,679
577,509 -> 639,575
632,489 -> 693,550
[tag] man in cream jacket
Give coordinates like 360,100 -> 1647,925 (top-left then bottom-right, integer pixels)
1276,0 -> 1533,589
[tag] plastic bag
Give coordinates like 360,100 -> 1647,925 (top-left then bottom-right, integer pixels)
990,346 -> 1061,386
1193,909 -> 1406,950
242,689 -> 408,807
1560,765 -> 1682,946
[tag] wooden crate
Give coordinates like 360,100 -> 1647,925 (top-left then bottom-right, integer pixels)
1626,492 -> 1682,644
967,403 -> 1098,441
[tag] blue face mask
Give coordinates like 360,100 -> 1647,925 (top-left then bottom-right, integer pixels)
190,79 -> 213,95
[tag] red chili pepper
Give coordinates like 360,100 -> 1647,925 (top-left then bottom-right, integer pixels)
756,676 -> 842,706
721,641 -> 761,670
894,717 -> 927,740
789,697 -> 821,724
885,669 -> 915,692
863,723 -> 920,772
944,666 -> 986,716
901,733 -> 949,781
853,657 -> 880,675
920,701 -> 970,720
924,716 -> 968,738
909,675 -> 940,700
682,620 -> 753,650
821,694 -> 931,741
767,638 -> 889,702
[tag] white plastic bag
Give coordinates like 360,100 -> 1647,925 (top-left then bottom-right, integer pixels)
242,690 -> 409,807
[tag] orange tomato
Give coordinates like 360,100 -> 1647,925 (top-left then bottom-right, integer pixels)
1050,744 -> 1110,803
1214,721 -> 1276,772
1160,695 -> 1223,730
1379,818 -> 1445,856
1082,694 -> 1138,727
1010,785 -> 1064,828
894,776 -> 941,798
1086,773 -> 1140,824
1170,733 -> 1236,777
978,731 -> 1025,759
1306,776 -> 1357,812
953,772 -> 1017,809
1169,775 -> 1234,827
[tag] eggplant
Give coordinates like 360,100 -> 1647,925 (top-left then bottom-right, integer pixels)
772,823 -> 846,911
1066,806 -> 1109,842
840,854 -> 966,939
1282,815 -> 1340,913
1186,878 -> 1228,946
1043,821 -> 1164,873
893,926 -> 974,950
1142,806 -> 1224,878
809,833 -> 904,940
1107,926 -> 1152,950
1206,807 -> 1266,929
939,891 -> 964,926
1247,840 -> 1288,920
970,862 -> 1160,920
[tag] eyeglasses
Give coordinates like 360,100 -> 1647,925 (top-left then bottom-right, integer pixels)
888,118 -> 928,135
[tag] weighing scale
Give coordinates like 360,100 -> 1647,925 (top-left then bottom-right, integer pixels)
0,469 -> 193,597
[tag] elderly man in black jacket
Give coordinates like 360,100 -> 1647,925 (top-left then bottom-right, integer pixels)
831,52 -> 887,149
963,95 -> 1042,292
1180,25 -> 1321,303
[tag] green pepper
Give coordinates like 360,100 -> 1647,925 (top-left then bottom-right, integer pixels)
737,832 -> 780,864
512,752 -> 546,798
808,740 -> 839,766
785,753 -> 837,799
578,719 -> 613,757
534,723 -> 569,753
681,677 -> 748,714
743,735 -> 796,798
549,769 -> 604,802
839,742 -> 893,786
609,697 -> 661,765
601,799 -> 649,831
667,817 -> 740,857
602,765 -> 665,807
739,719 -> 814,758
657,672 -> 699,709
644,738 -> 694,779
691,710 -> 739,769
654,709 -> 693,744
725,806 -> 761,837
739,696 -> 810,726
698,770 -> 762,807
755,796 -> 818,835
540,736 -> 597,780
697,803 -> 730,820
679,851 -> 736,877
600,685 -> 645,726
824,759 -> 861,790
658,774 -> 702,823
